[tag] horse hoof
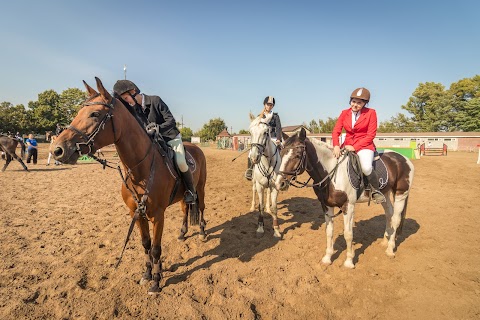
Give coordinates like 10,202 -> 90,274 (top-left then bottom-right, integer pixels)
249,206 -> 255,212
273,231 -> 282,239
343,261 -> 355,269
177,234 -> 186,242
385,250 -> 396,258
140,277 -> 151,285
148,284 -> 162,295
199,233 -> 207,242
321,256 -> 332,265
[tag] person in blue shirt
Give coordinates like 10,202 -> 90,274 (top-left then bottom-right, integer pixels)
26,134 -> 38,164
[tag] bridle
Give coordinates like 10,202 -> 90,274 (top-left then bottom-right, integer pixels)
279,142 -> 345,189
250,125 -> 279,180
66,94 -> 118,157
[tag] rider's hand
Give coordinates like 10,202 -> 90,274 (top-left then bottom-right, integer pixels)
333,146 -> 341,158
345,145 -> 356,152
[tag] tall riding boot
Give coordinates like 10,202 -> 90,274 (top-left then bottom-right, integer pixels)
367,171 -> 386,204
181,170 -> 197,204
245,157 -> 253,181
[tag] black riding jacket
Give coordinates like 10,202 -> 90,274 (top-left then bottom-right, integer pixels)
134,94 -> 180,142
265,112 -> 283,140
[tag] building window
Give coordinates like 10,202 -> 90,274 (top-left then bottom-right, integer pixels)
378,138 -> 386,141
394,138 -> 403,141
444,138 -> 451,141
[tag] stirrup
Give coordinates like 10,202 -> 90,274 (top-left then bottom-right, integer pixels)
372,191 -> 386,204
184,190 -> 196,204
245,169 -> 253,181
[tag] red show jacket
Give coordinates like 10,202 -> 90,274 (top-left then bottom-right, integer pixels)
332,107 -> 378,152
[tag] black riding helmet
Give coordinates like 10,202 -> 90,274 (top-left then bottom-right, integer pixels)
113,80 -> 140,97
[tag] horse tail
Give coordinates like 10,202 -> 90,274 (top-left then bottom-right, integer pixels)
397,195 -> 409,235
189,198 -> 200,226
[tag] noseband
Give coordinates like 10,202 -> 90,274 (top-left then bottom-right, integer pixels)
279,144 -> 307,184
66,94 -> 117,156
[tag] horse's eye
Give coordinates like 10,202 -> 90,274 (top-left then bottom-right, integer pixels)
89,111 -> 101,118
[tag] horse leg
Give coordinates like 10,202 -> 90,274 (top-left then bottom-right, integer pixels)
250,181 -> 256,212
385,192 -> 408,258
2,153 -> 12,172
343,203 -> 355,269
322,207 -> 335,265
197,180 -> 207,241
269,187 -> 281,238
265,187 -> 272,214
11,152 -> 28,171
148,210 -> 165,295
178,201 -> 189,241
136,217 -> 153,285
381,191 -> 394,248
255,182 -> 265,237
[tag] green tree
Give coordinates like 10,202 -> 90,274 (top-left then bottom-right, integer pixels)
455,98 -> 480,131
196,118 -> 226,141
378,113 -> 416,133
318,117 -> 338,133
27,89 -> 61,132
59,88 -> 87,123
238,129 -> 249,134
401,82 -> 453,131
180,127 -> 193,141
308,120 -> 320,133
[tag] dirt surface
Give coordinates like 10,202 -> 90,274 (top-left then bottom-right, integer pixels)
0,145 -> 479,319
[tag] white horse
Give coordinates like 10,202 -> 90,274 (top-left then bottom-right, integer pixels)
249,114 -> 282,238
277,129 -> 415,268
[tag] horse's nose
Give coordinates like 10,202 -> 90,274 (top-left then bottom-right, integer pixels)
53,146 -> 64,158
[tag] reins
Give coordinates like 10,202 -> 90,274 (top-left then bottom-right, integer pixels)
66,95 -> 161,268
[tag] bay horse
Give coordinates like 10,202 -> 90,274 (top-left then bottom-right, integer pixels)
0,134 -> 28,172
277,128 -> 414,268
51,77 -> 207,294
249,114 -> 282,238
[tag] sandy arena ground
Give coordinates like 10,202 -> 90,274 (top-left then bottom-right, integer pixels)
0,144 -> 479,319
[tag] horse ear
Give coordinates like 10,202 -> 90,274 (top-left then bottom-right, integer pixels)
83,80 -> 98,97
249,112 -> 256,121
95,77 -> 112,102
282,132 -> 289,141
299,127 -> 306,142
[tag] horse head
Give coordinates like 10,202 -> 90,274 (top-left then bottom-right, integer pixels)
248,114 -> 272,164
52,77 -> 119,164
276,128 -> 308,190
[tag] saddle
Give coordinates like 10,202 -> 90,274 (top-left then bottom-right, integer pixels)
146,123 -> 196,179
347,151 -> 388,198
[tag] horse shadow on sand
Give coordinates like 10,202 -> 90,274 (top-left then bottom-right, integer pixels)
165,197 -> 323,287
166,197 -> 420,286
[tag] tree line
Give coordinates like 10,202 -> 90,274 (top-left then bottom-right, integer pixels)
307,75 -> 480,133
2,75 -> 478,139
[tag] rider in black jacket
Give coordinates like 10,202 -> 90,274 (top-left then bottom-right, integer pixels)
113,80 -> 196,205
245,96 -> 283,180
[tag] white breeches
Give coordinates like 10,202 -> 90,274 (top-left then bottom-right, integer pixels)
167,135 -> 188,173
357,149 -> 374,176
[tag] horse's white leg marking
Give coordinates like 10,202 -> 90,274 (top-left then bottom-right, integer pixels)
250,181 -> 256,212
269,187 -> 281,238
381,191 -> 394,247
343,203 -> 355,269
322,207 -> 335,265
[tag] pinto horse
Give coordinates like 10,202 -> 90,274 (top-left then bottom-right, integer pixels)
249,114 -> 282,238
277,128 -> 414,268
51,77 -> 207,294
0,134 -> 28,172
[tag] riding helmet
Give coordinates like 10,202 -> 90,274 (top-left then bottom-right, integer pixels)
113,80 -> 140,96
263,96 -> 275,106
350,88 -> 370,102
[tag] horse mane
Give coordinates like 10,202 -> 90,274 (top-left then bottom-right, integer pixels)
311,139 -> 331,149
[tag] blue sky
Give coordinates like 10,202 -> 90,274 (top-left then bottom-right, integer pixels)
0,0 -> 478,132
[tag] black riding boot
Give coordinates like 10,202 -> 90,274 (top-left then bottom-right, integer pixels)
245,157 -> 253,181
181,170 -> 197,204
367,171 -> 386,204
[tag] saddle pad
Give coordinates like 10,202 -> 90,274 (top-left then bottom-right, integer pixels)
164,149 -> 197,179
347,155 -> 388,190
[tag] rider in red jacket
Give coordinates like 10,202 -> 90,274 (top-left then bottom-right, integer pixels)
332,87 -> 385,203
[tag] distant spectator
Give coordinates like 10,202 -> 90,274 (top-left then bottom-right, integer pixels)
26,134 -> 38,164
56,123 -> 64,136
46,135 -> 61,166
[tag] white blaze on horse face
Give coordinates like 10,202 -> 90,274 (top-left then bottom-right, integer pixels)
279,149 -> 293,173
